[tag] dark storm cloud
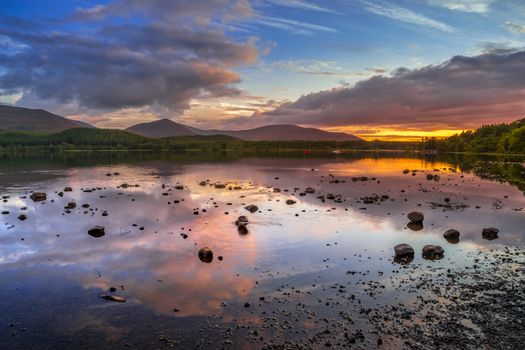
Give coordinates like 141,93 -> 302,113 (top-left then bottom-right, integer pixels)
0,0 -> 257,112
260,50 -> 525,130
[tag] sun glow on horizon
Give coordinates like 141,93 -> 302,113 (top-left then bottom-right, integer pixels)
323,126 -> 471,142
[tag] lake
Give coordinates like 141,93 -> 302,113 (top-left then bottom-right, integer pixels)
1,152 -> 524,349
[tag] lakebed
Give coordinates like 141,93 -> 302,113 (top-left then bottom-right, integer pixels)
0,153 -> 524,349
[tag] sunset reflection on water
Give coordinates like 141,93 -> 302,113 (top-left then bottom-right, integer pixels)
1,155 -> 524,347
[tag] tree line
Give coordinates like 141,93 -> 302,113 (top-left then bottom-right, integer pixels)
424,118 -> 525,154
0,128 -> 420,153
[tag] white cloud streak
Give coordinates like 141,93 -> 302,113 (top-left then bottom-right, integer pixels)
254,15 -> 338,35
265,0 -> 340,14
363,1 -> 454,33
427,0 -> 493,13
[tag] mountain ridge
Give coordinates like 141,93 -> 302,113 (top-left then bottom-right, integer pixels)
126,118 -> 361,141
0,106 -> 361,141
0,105 -> 83,133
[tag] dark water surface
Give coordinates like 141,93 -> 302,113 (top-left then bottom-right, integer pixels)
1,152 -> 524,349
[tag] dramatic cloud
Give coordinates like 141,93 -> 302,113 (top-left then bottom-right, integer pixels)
260,50 -> 525,130
363,1 -> 454,32
0,0 -> 258,114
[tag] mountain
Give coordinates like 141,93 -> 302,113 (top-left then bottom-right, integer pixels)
125,118 -> 195,138
0,105 -> 83,133
128,119 -> 361,141
0,106 -> 361,141
192,124 -> 361,141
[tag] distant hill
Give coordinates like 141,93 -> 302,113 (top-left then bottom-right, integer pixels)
128,118 -> 361,141
126,118 -> 195,138
192,124 -> 361,141
0,105 -> 83,133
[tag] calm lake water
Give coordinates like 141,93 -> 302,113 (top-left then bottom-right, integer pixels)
1,152 -> 524,349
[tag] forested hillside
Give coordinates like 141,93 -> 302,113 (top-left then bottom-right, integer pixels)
0,128 -> 419,153
430,119 -> 525,154
0,128 -> 152,149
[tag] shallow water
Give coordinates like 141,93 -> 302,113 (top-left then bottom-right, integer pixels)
1,152 -> 524,349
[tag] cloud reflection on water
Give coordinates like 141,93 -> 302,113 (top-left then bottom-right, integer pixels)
1,157 -> 524,319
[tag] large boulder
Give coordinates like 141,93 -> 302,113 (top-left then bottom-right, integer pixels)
422,245 -> 444,260
394,243 -> 414,263
88,226 -> 105,238
443,229 -> 460,243
198,247 -> 213,263
482,227 -> 499,240
30,192 -> 47,202
407,211 -> 424,224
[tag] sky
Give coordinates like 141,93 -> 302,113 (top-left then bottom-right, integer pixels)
1,0 -> 525,140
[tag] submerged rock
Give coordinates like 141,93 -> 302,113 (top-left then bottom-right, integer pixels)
482,227 -> 499,240
304,187 -> 316,194
245,205 -> 258,213
422,245 -> 444,260
30,192 -> 47,202
407,211 -> 424,224
198,247 -> 213,263
214,183 -> 226,189
286,199 -> 297,205
88,226 -> 105,238
394,243 -> 414,264
64,187 -> 73,192
17,214 -> 27,221
99,295 -> 125,303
